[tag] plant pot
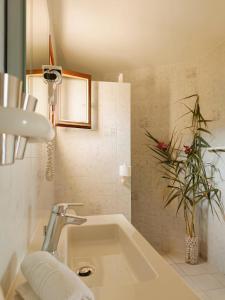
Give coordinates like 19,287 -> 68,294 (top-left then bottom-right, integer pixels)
185,235 -> 199,265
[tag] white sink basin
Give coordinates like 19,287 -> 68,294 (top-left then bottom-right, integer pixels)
58,214 -> 199,300
65,224 -> 157,288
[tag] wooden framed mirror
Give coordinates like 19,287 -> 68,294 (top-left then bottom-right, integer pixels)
26,69 -> 92,129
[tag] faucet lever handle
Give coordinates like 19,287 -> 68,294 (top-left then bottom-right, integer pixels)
52,202 -> 84,214
64,213 -> 87,225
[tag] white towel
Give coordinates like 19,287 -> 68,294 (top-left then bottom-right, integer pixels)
16,282 -> 40,300
21,251 -> 95,300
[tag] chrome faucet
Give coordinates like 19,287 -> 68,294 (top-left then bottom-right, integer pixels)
42,203 -> 87,254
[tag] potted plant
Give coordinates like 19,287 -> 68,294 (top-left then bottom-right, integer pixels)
146,94 -> 224,264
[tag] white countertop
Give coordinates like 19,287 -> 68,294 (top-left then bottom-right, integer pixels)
7,214 -> 199,300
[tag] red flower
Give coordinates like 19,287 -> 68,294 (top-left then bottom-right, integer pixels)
184,145 -> 192,154
157,142 -> 168,151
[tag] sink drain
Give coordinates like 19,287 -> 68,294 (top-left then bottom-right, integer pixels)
76,265 -> 95,277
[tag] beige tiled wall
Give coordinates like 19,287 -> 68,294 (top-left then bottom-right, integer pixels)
102,44 -> 225,270
0,143 -> 47,296
103,65 -> 198,252
55,81 -> 131,220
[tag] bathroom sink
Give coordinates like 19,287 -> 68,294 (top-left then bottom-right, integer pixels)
65,223 -> 156,288
58,214 -> 199,300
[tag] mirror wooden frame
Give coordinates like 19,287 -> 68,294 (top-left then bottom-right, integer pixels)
26,69 -> 92,129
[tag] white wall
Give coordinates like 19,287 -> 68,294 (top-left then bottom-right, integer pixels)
103,47 -> 225,269
197,42 -> 225,273
55,81 -> 131,220
26,0 -> 50,69
26,76 -> 55,212
0,143 -> 47,296
103,65 -> 197,252
27,77 -> 131,221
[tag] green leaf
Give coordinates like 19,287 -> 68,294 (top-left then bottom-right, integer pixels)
145,130 -> 159,144
197,128 -> 211,134
176,197 -> 184,215
148,146 -> 169,159
179,94 -> 199,101
164,191 -> 181,207
199,119 -> 213,123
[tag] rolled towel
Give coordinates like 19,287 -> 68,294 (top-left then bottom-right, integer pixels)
16,282 -> 40,300
21,251 -> 95,300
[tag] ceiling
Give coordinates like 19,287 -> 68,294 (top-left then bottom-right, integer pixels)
34,0 -> 225,74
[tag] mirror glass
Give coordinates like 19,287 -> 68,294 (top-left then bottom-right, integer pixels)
56,72 -> 91,128
59,77 -> 88,123
26,70 -> 92,128
0,0 -> 26,87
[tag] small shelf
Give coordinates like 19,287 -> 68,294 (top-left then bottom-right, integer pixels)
0,107 -> 55,141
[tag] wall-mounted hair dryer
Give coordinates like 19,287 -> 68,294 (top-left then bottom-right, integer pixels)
42,65 -> 62,106
42,65 -> 62,182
